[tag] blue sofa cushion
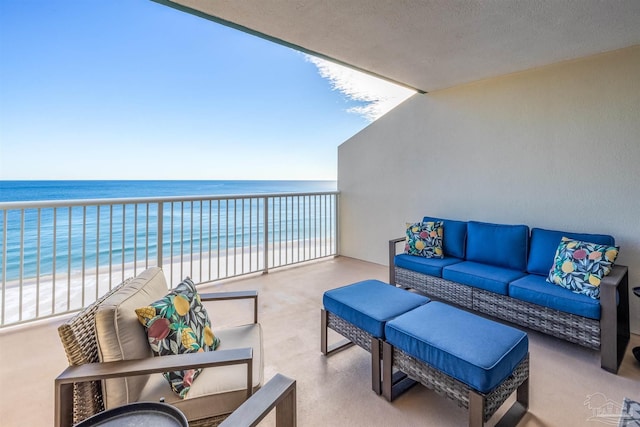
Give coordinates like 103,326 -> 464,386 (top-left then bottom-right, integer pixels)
323,280 -> 429,338
466,221 -> 529,271
385,302 -> 528,393
423,216 -> 467,259
404,221 -> 444,258
442,261 -> 526,295
395,254 -> 464,278
509,274 -> 601,319
527,227 -> 615,276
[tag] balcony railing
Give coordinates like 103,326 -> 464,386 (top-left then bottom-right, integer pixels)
0,191 -> 339,327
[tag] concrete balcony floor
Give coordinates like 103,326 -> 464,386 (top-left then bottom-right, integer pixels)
1,256 -> 638,426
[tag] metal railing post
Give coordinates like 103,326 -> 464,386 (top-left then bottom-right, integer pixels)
1,209 -> 6,326
263,196 -> 269,274
157,202 -> 163,269
335,193 -> 340,256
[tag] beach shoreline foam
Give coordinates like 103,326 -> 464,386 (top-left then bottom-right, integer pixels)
1,239 -> 335,325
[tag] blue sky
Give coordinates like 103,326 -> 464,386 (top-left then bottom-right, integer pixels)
0,0 -> 413,181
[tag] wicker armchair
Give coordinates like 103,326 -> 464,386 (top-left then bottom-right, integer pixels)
55,267 -> 263,427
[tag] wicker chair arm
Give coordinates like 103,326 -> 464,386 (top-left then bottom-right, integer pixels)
600,264 -> 627,291
55,348 -> 254,427
388,237 -> 405,285
200,290 -> 259,323
219,373 -> 296,427
599,264 -> 629,373
56,347 -> 253,384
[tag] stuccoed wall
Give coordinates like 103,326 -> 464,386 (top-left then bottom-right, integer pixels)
338,46 -> 640,333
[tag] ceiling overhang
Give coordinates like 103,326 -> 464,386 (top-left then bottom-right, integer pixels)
153,0 -> 640,93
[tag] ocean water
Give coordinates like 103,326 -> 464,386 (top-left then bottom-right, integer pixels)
0,180 -> 337,202
0,180 -> 337,281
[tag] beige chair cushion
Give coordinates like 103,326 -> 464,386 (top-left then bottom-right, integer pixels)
94,267 -> 169,409
139,323 -> 264,421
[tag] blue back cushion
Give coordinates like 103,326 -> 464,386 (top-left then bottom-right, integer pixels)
466,221 -> 529,271
527,227 -> 615,276
423,216 -> 467,259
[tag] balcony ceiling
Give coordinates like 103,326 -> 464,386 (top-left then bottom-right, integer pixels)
158,0 -> 640,92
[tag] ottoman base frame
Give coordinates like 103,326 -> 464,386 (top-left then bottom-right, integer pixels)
321,309 -> 383,394
383,342 -> 529,427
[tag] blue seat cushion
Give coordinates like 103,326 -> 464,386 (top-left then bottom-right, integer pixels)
423,216 -> 467,259
385,302 -> 528,393
442,261 -> 526,295
527,227 -> 615,276
509,274 -> 601,319
466,221 -> 529,271
323,280 -> 429,338
394,254 -> 464,278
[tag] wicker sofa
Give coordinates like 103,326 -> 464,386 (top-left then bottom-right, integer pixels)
389,217 -> 630,374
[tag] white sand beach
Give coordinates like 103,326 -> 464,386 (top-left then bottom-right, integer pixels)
1,239 -> 336,325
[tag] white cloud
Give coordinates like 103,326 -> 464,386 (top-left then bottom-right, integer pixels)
306,55 -> 416,121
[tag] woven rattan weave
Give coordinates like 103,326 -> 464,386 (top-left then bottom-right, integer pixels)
189,414 -> 228,427
326,310 -> 376,353
391,348 -> 529,423
392,260 -> 630,374
396,266 -> 600,348
58,277 -> 135,424
396,267 -> 473,308
473,288 -> 600,349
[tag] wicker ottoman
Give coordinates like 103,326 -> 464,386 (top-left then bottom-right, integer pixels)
383,302 -> 529,427
321,280 -> 429,394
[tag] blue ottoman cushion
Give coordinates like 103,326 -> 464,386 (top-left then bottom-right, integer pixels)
385,302 -> 528,393
394,253 -> 464,278
323,280 -> 430,338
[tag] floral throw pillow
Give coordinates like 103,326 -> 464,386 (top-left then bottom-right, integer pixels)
404,221 -> 444,258
546,237 -> 619,299
135,277 -> 220,398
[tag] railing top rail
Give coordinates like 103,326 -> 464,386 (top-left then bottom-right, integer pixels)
0,191 -> 340,210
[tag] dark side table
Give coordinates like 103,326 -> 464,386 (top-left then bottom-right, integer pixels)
74,402 -> 188,427
634,287 -> 640,363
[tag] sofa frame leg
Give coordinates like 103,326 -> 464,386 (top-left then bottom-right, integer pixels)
381,341 -> 416,402
599,266 -> 630,374
321,309 -> 384,394
493,377 -> 529,427
469,378 -> 528,427
320,309 -> 354,356
371,338 -> 381,395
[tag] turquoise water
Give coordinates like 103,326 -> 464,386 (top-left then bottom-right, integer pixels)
0,180 -> 337,281
0,180 -> 336,202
